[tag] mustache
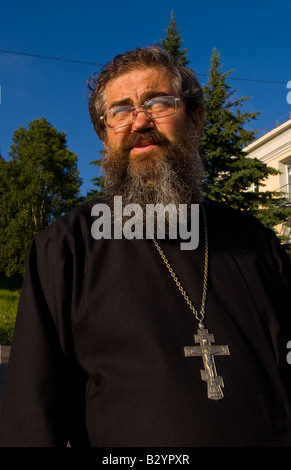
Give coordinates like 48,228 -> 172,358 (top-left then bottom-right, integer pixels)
120,129 -> 171,152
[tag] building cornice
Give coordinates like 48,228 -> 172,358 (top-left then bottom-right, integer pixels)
249,141 -> 291,164
244,118 -> 291,154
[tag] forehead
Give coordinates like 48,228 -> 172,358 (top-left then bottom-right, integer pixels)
105,67 -> 176,108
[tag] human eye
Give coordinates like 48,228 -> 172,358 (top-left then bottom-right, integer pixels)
146,96 -> 175,116
106,106 -> 132,127
110,106 -> 132,120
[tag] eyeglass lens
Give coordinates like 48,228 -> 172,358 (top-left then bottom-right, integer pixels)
105,96 -> 178,129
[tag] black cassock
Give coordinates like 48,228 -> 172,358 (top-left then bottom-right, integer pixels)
0,199 -> 290,447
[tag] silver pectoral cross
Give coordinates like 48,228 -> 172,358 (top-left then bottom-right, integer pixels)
184,326 -> 230,401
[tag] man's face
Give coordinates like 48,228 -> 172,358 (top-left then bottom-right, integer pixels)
100,66 -> 204,210
103,68 -> 200,165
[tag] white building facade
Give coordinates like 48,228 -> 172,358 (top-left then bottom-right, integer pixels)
244,117 -> 291,238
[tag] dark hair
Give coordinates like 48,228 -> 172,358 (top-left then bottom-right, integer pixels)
88,44 -> 204,141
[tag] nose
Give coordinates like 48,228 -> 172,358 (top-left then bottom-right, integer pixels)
131,106 -> 154,132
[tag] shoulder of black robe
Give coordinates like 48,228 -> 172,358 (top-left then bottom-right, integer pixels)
0,198 -> 98,447
0,198 -> 290,447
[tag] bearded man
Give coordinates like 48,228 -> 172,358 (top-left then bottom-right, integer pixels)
0,45 -> 290,448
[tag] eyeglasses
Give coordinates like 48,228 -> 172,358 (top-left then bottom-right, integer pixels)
100,95 -> 182,130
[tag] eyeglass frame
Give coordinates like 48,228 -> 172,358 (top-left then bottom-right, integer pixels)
100,95 -> 183,130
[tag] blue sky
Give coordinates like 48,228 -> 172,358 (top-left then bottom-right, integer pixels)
1,0 -> 291,196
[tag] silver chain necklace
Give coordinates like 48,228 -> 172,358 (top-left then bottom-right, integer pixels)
152,204 -> 230,401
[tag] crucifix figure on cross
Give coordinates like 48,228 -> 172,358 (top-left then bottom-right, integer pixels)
184,325 -> 230,401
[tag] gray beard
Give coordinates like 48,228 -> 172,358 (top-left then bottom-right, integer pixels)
101,126 -> 204,233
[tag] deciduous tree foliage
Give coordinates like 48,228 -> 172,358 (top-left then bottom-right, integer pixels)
0,117 -> 82,276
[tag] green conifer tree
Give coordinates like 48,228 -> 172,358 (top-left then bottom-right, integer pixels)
200,48 -> 289,231
161,10 -> 189,66
86,154 -> 105,200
